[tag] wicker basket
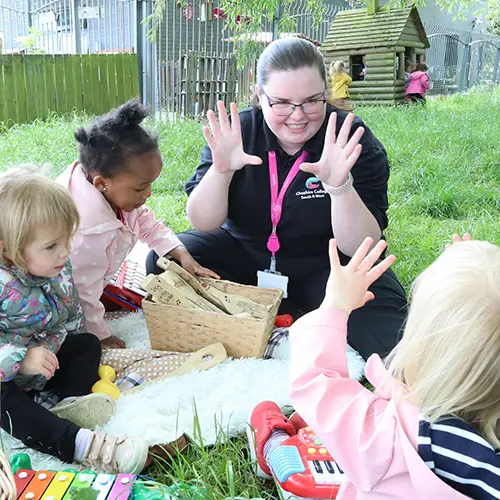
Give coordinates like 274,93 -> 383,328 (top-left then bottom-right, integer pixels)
0,450 -> 15,500
143,279 -> 283,358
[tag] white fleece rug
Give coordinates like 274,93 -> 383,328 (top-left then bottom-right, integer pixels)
1,311 -> 366,471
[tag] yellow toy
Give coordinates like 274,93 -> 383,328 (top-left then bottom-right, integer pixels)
91,365 -> 121,400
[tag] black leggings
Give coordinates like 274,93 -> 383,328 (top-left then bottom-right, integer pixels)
0,333 -> 101,462
146,228 -> 408,360
407,93 -> 426,103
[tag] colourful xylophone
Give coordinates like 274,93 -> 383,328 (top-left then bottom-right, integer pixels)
269,426 -> 346,500
13,469 -> 177,500
103,260 -> 148,312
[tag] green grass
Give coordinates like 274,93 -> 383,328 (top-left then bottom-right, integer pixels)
1,89 -> 500,498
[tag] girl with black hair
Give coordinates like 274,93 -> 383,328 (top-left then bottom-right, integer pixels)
57,99 -> 218,349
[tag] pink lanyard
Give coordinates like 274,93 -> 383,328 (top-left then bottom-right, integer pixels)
267,150 -> 308,272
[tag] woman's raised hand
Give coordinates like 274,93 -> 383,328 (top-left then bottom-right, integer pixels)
203,101 -> 262,174
300,113 -> 364,188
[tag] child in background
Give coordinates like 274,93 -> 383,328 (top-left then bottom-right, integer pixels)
328,60 -> 354,112
406,62 -> 430,103
404,59 -> 414,88
0,168 -> 148,473
251,236 -> 500,498
57,99 -> 218,349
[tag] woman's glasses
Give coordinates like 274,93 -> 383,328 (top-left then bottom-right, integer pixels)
262,90 -> 327,116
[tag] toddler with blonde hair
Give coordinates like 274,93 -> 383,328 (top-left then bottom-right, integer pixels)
252,236 -> 500,498
0,167 -> 148,473
328,60 -> 354,112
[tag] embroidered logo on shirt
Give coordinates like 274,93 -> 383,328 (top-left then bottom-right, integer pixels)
305,177 -> 321,190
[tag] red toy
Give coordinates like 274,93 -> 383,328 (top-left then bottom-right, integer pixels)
274,314 -> 294,328
103,260 -> 148,311
268,426 -> 346,499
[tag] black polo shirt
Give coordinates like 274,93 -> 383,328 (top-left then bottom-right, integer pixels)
185,105 -> 389,262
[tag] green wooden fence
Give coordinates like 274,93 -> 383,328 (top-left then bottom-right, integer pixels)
0,54 -> 140,125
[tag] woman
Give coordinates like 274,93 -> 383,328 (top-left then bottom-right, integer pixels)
147,37 -> 407,359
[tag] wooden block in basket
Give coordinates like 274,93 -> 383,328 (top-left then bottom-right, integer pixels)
143,279 -> 283,358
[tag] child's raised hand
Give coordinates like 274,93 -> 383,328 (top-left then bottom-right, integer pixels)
19,346 -> 59,379
203,101 -> 262,174
321,238 -> 396,314
300,113 -> 364,188
446,233 -> 472,249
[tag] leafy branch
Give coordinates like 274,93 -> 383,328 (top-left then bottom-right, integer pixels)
147,0 -> 325,68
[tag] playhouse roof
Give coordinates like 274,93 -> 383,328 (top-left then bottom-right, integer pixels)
322,6 -> 429,52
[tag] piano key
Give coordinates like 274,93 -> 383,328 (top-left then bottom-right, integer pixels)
308,460 -> 327,485
335,462 -> 345,476
324,460 -> 335,474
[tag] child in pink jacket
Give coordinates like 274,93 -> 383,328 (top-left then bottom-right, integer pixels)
57,99 -> 218,348
406,62 -> 431,103
250,237 -> 500,499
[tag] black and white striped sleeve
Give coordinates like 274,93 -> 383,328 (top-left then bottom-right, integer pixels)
419,416 -> 500,499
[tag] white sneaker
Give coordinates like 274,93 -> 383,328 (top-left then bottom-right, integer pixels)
50,393 -> 116,429
82,431 -> 149,474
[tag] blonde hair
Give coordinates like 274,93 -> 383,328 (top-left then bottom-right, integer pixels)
330,60 -> 345,76
0,166 -> 80,270
388,241 -> 500,447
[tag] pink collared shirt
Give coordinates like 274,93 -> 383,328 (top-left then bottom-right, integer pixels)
289,308 -> 470,499
57,162 -> 183,339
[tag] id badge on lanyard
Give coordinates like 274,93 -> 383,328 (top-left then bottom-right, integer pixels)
257,150 -> 308,298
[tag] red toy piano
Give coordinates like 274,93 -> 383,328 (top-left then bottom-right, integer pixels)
269,426 -> 346,499
103,260 -> 148,312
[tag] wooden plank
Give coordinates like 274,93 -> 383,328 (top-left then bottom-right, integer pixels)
2,56 -> 18,125
351,87 -> 402,94
329,19 -> 409,31
399,33 -> 424,45
185,52 -> 195,116
351,79 -> 405,88
366,76 -> 397,83
128,54 -> 140,99
72,55 -> 84,111
120,54 -> 133,102
402,23 -> 421,37
44,54 -> 57,113
114,54 -> 127,105
64,55 -> 76,112
12,55 -> 28,124
0,56 -> 6,124
365,52 -> 395,61
366,64 -> 396,75
89,54 -> 102,114
54,55 -> 67,114
31,55 -> 46,118
99,55 -> 111,114
23,55 -> 39,123
324,47 -> 395,56
366,61 -> 396,70
107,54 -> 119,109
81,55 -> 93,114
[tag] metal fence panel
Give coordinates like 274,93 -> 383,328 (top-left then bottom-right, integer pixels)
2,1 -> 500,120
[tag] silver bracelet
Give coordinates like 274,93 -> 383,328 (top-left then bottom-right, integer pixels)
322,173 -> 354,196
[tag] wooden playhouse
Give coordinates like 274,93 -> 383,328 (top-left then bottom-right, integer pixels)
321,2 -> 430,105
